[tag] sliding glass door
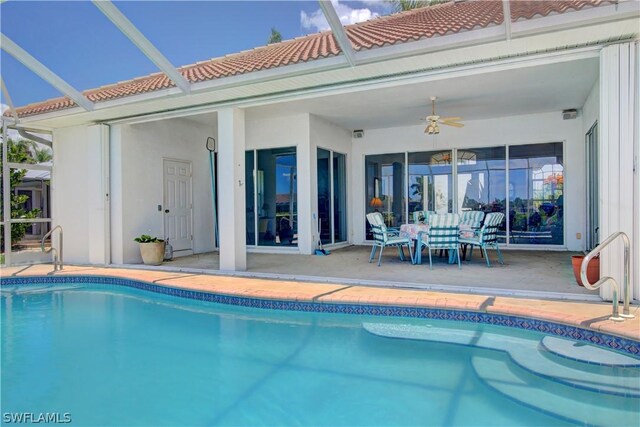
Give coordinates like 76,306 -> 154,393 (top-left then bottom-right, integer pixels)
509,143 -> 564,245
364,142 -> 564,246
456,147 -> 507,242
246,147 -> 297,247
408,151 -> 453,215
317,148 -> 347,245
365,153 -> 405,240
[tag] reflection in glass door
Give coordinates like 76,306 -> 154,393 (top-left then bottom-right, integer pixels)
365,153 -> 405,239
408,151 -> 453,215
317,148 -> 347,244
509,143 -> 564,245
245,147 -> 298,247
456,147 -> 506,242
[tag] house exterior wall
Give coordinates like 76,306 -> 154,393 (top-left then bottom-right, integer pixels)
350,111 -> 586,251
110,117 -> 216,264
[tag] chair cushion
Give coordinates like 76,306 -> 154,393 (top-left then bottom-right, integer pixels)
386,236 -> 410,245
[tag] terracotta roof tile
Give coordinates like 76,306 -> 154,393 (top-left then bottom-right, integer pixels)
8,0 -> 611,118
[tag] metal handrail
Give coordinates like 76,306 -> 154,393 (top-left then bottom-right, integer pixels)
41,225 -> 63,271
581,231 -> 633,322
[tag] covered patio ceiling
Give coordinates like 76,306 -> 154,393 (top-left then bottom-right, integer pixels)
243,56 -> 599,130
179,55 -> 598,130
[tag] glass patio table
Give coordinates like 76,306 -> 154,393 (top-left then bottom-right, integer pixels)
400,223 -> 473,265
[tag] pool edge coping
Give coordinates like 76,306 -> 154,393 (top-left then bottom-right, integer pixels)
2,273 -> 638,357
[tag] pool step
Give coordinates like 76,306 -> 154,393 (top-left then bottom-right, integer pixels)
362,323 -> 640,396
471,356 -> 639,427
541,336 -> 640,367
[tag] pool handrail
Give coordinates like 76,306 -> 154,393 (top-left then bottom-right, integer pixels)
41,225 -> 63,271
581,231 -> 633,322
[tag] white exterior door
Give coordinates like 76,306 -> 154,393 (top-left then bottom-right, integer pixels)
163,159 -> 193,252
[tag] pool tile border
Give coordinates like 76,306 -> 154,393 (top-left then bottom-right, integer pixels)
2,274 -> 639,357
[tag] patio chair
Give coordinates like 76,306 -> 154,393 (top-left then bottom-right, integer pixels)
366,212 -> 413,266
459,212 -> 505,267
411,210 -> 435,224
368,211 -> 399,237
415,213 -> 461,270
460,210 -> 485,229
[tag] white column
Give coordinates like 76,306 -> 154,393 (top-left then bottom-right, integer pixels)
218,108 -> 247,271
297,117 -> 313,255
87,124 -> 110,264
599,42 -> 637,301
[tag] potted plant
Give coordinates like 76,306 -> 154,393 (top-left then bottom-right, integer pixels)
571,254 -> 600,287
134,234 -> 165,265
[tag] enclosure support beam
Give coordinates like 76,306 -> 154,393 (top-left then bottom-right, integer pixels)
0,33 -> 94,111
0,77 -> 19,123
318,0 -> 356,67
502,1 -> 512,41
93,1 -> 191,94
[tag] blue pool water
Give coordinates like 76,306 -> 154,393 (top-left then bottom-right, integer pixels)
1,282 -> 639,426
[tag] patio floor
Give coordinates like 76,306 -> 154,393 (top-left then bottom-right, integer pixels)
160,246 -> 597,299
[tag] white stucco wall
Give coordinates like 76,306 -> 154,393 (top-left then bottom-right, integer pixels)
110,117 -> 216,264
52,125 -> 91,264
351,111 -> 586,251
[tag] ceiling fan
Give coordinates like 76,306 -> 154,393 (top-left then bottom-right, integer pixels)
422,96 -> 464,134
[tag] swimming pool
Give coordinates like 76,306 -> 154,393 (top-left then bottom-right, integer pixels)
1,277 -> 639,426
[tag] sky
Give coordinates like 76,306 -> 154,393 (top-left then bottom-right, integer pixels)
0,0 -> 395,109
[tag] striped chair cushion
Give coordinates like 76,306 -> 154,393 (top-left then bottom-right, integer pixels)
460,211 -> 485,229
478,212 -> 505,244
427,213 -> 460,249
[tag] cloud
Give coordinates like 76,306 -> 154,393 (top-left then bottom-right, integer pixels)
301,0 -> 380,32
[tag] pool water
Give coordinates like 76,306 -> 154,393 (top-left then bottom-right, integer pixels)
1,283 -> 639,426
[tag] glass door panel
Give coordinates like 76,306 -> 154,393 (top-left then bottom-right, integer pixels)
408,151 -> 453,215
333,152 -> 347,243
365,153 -> 405,239
317,148 -> 331,243
457,147 -> 507,242
509,143 -> 564,245
257,148 -> 297,247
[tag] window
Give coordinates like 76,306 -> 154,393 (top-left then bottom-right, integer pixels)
245,147 -> 298,247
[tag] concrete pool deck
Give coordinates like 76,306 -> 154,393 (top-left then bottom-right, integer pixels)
1,264 -> 638,342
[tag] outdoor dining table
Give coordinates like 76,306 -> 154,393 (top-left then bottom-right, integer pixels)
399,223 -> 474,265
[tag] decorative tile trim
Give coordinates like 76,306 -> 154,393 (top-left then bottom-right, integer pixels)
2,275 -> 639,357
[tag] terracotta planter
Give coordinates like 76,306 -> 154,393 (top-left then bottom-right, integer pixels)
571,255 -> 599,287
139,242 -> 166,266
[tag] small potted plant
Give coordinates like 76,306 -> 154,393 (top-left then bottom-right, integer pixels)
134,234 -> 165,265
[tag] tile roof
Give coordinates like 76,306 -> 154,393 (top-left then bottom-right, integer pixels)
8,0 -> 611,119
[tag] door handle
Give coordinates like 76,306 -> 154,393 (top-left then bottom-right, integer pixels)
165,209 -> 170,213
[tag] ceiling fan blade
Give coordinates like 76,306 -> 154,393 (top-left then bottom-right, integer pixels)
441,121 -> 464,128
439,116 -> 462,122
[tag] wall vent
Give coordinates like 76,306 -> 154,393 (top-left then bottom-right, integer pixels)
353,129 -> 364,138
